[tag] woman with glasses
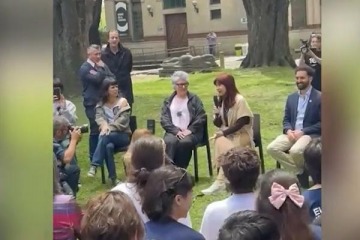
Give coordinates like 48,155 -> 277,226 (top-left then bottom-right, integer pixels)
160,71 -> 206,169
142,165 -> 205,240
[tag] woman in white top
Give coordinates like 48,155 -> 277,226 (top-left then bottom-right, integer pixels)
160,71 -> 206,169
112,136 -> 192,227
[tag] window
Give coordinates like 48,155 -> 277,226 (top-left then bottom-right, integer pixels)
210,0 -> 221,4
132,1 -> 143,40
163,0 -> 186,9
210,9 -> 221,20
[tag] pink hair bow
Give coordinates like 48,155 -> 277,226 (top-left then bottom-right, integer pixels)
268,182 -> 304,209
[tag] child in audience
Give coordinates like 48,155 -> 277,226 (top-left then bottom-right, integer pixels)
112,135 -> 192,227
218,210 -> 280,240
199,147 -> 260,240
256,169 -> 322,240
303,138 -> 322,221
142,165 -> 205,240
123,128 -> 152,176
81,191 -> 144,240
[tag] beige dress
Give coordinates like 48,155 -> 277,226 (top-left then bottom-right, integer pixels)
213,94 -> 254,182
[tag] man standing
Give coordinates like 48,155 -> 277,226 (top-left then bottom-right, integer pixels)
78,44 -> 114,162
206,31 -> 217,56
102,30 -> 134,108
267,65 -> 321,186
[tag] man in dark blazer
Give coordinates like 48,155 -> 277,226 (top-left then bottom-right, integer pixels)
101,30 -> 134,108
78,44 -> 115,162
267,65 -> 321,178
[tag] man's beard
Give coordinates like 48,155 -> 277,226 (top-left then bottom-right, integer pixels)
297,82 -> 309,90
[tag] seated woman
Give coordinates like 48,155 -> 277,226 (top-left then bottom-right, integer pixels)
81,191 -> 144,240
87,77 -> 131,185
53,162 -> 82,240
160,71 -> 206,168
256,169 -> 322,240
201,73 -> 254,195
142,165 -> 205,240
112,136 -> 192,227
123,128 -> 152,176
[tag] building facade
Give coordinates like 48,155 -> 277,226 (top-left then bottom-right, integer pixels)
104,0 -> 321,55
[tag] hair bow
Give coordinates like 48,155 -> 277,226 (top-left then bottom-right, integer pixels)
268,182 -> 304,209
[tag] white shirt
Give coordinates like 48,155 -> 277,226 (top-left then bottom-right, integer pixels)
53,100 -> 78,125
170,96 -> 190,130
112,182 -> 192,227
199,193 -> 255,240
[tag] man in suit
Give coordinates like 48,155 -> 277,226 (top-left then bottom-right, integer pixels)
101,30 -> 134,109
78,44 -> 115,163
267,65 -> 321,179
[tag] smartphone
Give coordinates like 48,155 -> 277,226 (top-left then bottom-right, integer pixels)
213,96 -> 221,108
53,87 -> 61,100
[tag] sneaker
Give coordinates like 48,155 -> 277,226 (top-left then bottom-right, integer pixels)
201,181 -> 226,195
87,166 -> 97,177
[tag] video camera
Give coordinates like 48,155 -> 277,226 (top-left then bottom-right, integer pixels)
69,124 -> 89,134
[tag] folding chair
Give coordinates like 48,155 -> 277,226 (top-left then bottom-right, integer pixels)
100,115 -> 137,184
193,115 -> 213,182
253,113 -> 265,173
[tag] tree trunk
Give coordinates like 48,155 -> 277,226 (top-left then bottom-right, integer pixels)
53,0 -> 97,96
241,0 -> 296,68
89,0 -> 102,45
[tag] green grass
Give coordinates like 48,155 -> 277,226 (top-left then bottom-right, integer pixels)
71,67 -> 295,230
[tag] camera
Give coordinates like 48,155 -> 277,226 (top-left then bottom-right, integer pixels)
69,124 -> 89,134
299,39 -> 309,54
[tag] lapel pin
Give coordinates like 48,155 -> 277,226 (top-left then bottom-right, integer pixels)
309,100 -> 312,103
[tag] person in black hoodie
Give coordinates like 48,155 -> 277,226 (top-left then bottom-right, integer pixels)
102,30 -> 134,109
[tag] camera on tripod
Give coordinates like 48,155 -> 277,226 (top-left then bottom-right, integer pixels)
68,124 -> 89,134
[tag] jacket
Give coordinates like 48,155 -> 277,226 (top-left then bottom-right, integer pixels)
160,91 -> 206,141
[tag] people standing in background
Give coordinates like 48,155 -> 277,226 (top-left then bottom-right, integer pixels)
206,31 -> 217,56
102,30 -> 134,109
53,77 -> 77,126
78,44 -> 115,163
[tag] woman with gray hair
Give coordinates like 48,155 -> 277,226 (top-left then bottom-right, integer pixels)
160,71 -> 206,169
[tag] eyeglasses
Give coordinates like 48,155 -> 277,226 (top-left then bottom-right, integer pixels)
163,167 -> 188,195
176,83 -> 189,87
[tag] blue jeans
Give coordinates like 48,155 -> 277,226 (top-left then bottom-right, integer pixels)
91,131 -> 130,179
85,105 -> 100,162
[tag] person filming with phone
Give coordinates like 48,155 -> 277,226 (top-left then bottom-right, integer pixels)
299,34 -> 322,91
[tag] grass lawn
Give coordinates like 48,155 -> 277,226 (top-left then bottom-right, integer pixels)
71,67 -> 295,230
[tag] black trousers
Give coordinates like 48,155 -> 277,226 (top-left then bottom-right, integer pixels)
164,133 -> 198,169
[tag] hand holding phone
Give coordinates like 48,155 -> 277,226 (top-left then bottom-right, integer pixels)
53,87 -> 61,100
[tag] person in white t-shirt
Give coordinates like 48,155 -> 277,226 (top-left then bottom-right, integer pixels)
160,71 -> 206,169
199,147 -> 260,240
111,135 -> 192,227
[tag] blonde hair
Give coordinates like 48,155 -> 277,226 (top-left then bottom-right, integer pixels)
131,128 -> 152,144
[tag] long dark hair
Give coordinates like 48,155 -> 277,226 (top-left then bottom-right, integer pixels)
99,77 -> 118,104
213,73 -> 240,109
255,169 -> 313,240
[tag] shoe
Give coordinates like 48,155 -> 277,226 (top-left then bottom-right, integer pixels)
201,181 -> 226,195
87,166 -> 97,177
110,178 -> 121,186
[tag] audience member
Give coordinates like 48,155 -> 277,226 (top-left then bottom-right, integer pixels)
256,169 -> 322,240
53,77 -> 77,125
123,128 -> 152,176
200,147 -> 259,240
202,73 -> 254,195
142,165 -> 204,240
87,77 -> 131,185
102,30 -> 134,108
218,210 -> 280,240
267,65 -> 321,187
78,44 -> 115,164
112,136 -> 191,227
300,34 -> 322,91
53,116 -> 81,196
53,161 -> 82,240
160,71 -> 206,169
303,137 -> 322,221
81,191 -> 144,240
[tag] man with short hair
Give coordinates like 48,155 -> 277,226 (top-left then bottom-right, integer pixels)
303,137 -> 322,221
199,147 -> 260,240
53,116 -> 82,196
78,44 -> 115,162
267,65 -> 321,187
101,30 -> 134,108
218,210 -> 280,240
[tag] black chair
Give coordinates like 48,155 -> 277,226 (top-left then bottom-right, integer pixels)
193,115 -> 213,182
100,115 -> 137,184
253,114 -> 265,174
